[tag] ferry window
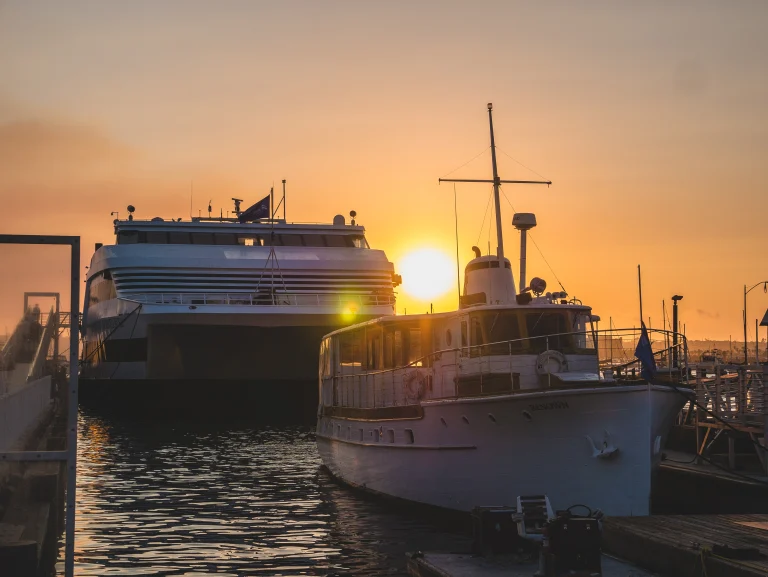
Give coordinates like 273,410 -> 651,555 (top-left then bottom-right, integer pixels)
117,230 -> 139,244
281,234 -> 303,246
215,233 -> 238,245
169,231 -> 191,244
191,232 -> 214,245
238,235 -> 263,246
325,235 -> 347,248
350,235 -> 369,249
303,234 -> 326,247
145,231 -> 168,244
526,312 -> 570,353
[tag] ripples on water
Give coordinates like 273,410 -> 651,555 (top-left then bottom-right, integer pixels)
58,408 -> 469,576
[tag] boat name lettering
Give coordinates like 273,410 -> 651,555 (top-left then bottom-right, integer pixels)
528,401 -> 569,411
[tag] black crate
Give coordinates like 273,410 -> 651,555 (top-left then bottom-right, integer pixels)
548,516 -> 602,575
471,506 -> 525,555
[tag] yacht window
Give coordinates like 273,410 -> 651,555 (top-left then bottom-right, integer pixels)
117,230 -> 139,244
191,232 -> 214,245
572,312 -> 597,352
339,330 -> 363,369
408,328 -> 422,365
470,316 -> 484,357
215,233 -> 238,245
325,235 -> 347,248
145,231 -> 168,244
480,311 -> 523,355
303,234 -> 326,247
394,331 -> 403,366
384,333 -> 393,368
169,231 -> 191,244
525,312 -> 570,353
461,321 -> 468,348
281,234 -> 303,246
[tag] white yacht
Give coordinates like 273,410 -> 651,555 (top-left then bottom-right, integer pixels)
316,105 -> 692,516
81,193 -> 399,410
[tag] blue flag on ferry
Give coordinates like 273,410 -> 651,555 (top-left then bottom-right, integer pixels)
634,321 -> 656,380
238,195 -> 270,223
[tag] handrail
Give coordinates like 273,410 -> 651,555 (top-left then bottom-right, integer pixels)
27,306 -> 56,382
123,291 -> 396,307
330,327 -> 689,379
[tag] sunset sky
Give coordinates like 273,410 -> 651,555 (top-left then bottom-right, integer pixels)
1,1 -> 766,340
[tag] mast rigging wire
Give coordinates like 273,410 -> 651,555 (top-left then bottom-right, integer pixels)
440,147 -> 490,180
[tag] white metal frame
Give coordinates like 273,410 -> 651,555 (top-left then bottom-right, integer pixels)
0,234 -> 79,577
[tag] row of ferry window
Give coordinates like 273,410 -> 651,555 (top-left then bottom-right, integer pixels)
319,310 -> 597,376
116,230 -> 370,248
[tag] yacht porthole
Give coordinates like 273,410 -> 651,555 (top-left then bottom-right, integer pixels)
461,415 -> 470,425
440,417 -> 448,427
487,413 -> 497,423
522,410 -> 533,421
445,329 -> 452,347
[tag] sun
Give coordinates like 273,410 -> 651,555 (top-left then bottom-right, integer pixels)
397,248 -> 455,301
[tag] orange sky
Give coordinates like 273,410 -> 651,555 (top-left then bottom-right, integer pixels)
1,1 -> 767,340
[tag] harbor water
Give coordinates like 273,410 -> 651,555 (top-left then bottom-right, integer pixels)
56,406 -> 469,576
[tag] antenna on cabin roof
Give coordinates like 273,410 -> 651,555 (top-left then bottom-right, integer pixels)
438,103 -> 551,267
127,205 -> 135,221
232,198 -> 243,216
208,200 -> 212,218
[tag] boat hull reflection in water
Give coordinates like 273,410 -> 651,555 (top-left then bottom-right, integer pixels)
61,409 -> 468,576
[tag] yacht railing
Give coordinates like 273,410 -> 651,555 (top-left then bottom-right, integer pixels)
125,291 -> 396,307
324,327 -> 690,409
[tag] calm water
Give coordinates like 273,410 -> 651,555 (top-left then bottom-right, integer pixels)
57,408 -> 469,576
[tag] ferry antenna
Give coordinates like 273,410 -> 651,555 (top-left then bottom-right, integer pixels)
439,103 -> 551,267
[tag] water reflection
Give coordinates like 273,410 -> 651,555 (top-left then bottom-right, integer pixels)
58,409 -> 469,576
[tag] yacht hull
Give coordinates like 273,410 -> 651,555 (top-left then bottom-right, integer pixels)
316,384 -> 687,517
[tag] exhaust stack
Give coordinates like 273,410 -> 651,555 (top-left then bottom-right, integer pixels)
512,213 -> 537,292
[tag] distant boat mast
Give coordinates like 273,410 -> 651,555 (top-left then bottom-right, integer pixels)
439,103 -> 551,271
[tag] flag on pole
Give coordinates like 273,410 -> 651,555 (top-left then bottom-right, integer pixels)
634,321 -> 656,380
238,195 -> 270,223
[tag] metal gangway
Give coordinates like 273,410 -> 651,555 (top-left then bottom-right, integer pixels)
0,235 -> 80,577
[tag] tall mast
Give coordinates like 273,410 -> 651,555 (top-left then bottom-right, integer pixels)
439,104 -> 551,270
488,103 -> 504,263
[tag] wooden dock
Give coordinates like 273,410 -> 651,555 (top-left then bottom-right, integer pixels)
603,514 -> 768,577
406,551 -> 653,577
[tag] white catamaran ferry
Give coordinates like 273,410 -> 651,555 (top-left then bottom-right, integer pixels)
81,189 -> 400,412
316,105 -> 692,516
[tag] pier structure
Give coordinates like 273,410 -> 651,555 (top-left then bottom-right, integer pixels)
674,363 -> 768,475
0,234 -> 80,577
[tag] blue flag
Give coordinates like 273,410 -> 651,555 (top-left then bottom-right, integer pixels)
634,322 -> 656,380
238,195 -> 270,223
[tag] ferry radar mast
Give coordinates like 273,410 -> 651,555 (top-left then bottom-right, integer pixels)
439,103 -> 551,272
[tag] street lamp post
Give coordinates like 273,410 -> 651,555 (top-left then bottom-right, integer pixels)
672,295 -> 683,368
744,281 -> 768,365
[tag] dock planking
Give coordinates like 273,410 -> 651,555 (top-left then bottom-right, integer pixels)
603,514 -> 768,577
406,551 -> 653,577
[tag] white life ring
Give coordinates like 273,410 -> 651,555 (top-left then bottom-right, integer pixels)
536,350 -> 569,376
404,370 -> 428,400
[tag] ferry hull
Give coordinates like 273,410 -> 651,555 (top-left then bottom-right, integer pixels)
317,385 -> 687,517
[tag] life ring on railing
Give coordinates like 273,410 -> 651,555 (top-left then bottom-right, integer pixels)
404,370 -> 428,400
536,350 -> 569,376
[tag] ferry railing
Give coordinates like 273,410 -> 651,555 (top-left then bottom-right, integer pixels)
126,291 -> 396,307
327,327 -> 690,410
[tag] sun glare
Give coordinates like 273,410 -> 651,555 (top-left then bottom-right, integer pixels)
398,248 -> 455,301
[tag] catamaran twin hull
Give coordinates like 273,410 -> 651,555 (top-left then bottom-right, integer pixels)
317,384 -> 687,517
